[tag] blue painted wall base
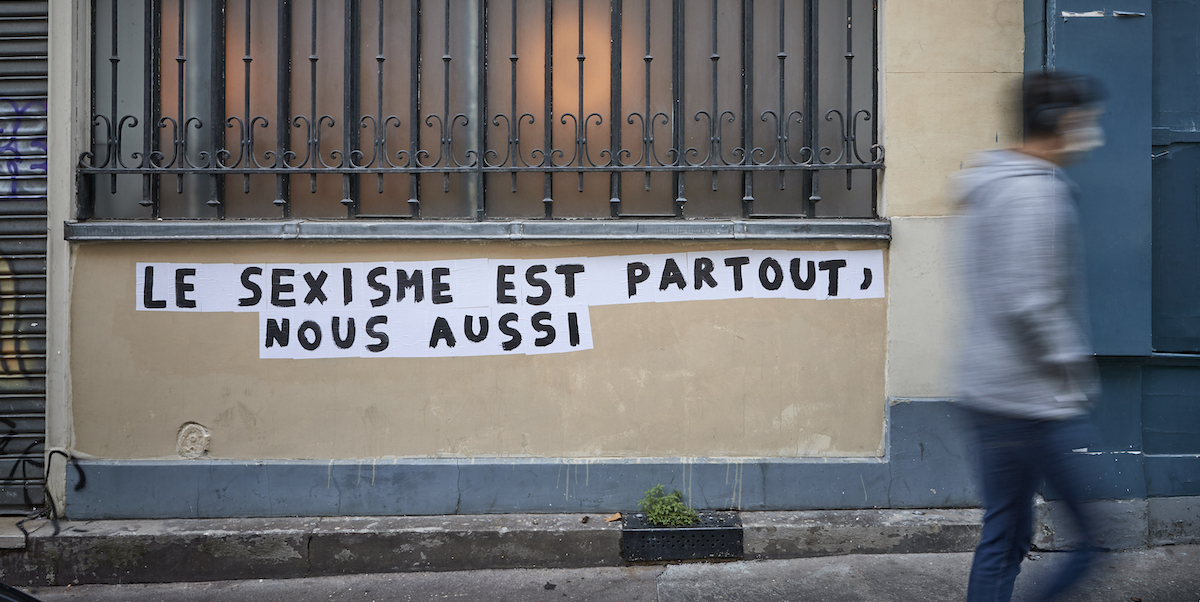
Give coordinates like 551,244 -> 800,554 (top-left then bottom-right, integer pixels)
64,396 -> 1194,520
64,399 -> 960,519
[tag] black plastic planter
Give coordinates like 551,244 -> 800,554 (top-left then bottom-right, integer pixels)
620,511 -> 743,562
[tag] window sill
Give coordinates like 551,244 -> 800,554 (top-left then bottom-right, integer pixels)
63,219 -> 891,242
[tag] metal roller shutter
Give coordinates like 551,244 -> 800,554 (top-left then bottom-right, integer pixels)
0,0 -> 47,515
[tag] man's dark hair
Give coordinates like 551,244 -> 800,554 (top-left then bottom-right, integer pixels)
1022,71 -> 1105,137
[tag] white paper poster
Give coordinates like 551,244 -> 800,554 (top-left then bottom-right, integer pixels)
136,249 -> 883,359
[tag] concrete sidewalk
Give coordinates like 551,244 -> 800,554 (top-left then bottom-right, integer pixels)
20,546 -> 1200,602
0,503 -> 1195,589
0,509 -> 983,586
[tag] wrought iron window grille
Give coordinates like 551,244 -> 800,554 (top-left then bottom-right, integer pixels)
78,0 -> 882,223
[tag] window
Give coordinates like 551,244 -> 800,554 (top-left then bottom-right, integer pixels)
79,0 -> 882,222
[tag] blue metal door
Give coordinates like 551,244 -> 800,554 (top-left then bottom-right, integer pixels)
1042,0 -> 1200,497
1049,1 -> 1153,357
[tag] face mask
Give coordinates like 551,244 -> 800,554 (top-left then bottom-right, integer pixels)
1061,124 -> 1104,154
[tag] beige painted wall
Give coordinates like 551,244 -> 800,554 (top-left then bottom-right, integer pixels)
882,0 -> 1025,218
882,0 -> 1024,397
60,0 -> 1029,463
46,0 -> 90,516
885,216 -> 962,397
71,241 -> 886,460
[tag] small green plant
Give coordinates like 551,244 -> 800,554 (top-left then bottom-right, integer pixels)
638,484 -> 699,527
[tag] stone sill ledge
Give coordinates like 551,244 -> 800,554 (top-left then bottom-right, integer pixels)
64,218 -> 891,242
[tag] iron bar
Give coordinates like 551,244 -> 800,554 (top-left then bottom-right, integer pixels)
275,0 -> 291,215
307,0 -> 318,194
741,0 -> 754,216
542,0 -> 553,218
475,0 -> 487,220
576,0 -> 585,192
80,0 -> 98,220
241,0 -> 252,192
844,0 -> 852,190
209,0 -> 226,216
608,0 -> 621,217
108,0 -> 118,193
151,0 -> 162,213
671,0 -> 684,216
777,0 -> 786,192
141,0 -> 161,216
442,0 -> 452,194
871,0 -> 879,217
710,0 -> 720,185
642,0 -> 651,191
375,0 -> 385,188
804,0 -> 819,215
408,0 -> 422,217
507,0 -> 518,193
175,0 -> 185,195
343,0 -> 361,215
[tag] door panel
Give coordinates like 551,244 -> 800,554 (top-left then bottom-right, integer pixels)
1151,0 -> 1200,353
1143,366 -> 1200,454
1052,0 -> 1154,356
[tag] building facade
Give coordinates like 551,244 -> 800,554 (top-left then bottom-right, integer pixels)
0,0 -> 1189,522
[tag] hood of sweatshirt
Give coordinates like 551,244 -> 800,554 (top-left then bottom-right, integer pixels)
951,149 -> 1067,209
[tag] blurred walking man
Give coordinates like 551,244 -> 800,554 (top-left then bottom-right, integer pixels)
955,71 -> 1106,602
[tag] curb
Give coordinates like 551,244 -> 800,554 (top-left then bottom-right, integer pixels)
0,509 -> 984,586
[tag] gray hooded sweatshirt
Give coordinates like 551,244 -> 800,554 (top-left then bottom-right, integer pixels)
954,149 -> 1098,420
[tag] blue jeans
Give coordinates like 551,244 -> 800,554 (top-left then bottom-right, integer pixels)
963,407 -> 1099,602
